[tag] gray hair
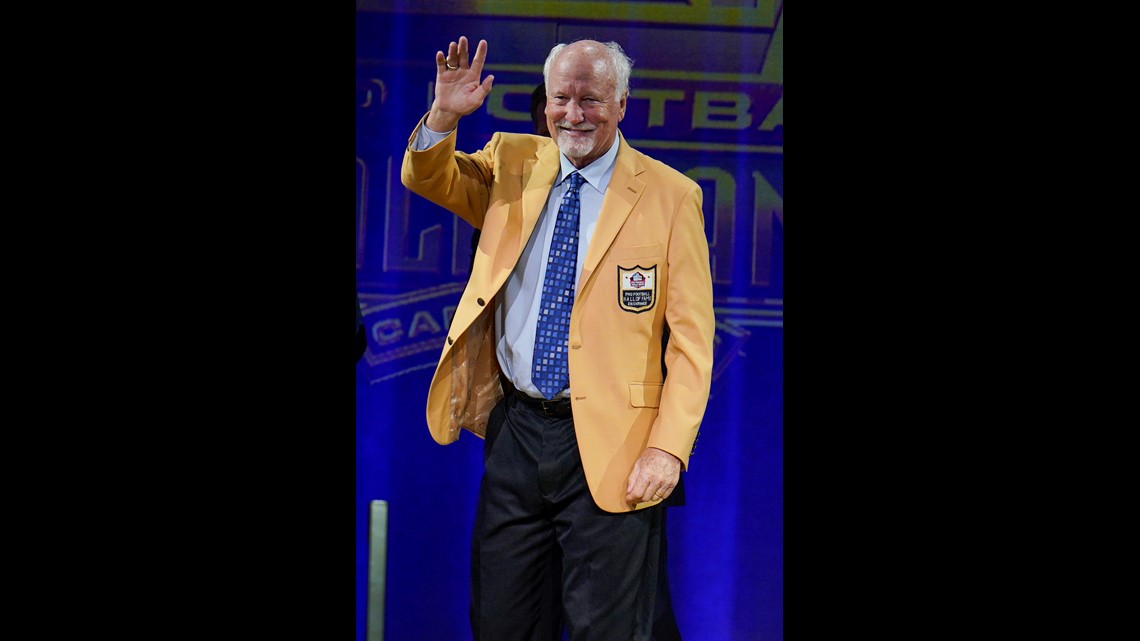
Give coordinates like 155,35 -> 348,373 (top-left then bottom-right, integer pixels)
542,40 -> 633,102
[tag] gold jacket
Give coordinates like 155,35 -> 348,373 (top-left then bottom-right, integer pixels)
401,116 -> 715,512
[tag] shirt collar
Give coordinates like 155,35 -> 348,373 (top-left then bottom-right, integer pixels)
556,132 -> 621,194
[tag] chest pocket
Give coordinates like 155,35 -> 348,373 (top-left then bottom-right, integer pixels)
610,242 -> 663,263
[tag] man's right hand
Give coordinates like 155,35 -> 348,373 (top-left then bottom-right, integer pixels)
427,36 -> 495,132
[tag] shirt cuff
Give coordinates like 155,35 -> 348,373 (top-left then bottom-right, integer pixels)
413,124 -> 452,151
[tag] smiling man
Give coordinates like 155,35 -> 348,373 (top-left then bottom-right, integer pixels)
401,37 -> 715,641
543,42 -> 625,166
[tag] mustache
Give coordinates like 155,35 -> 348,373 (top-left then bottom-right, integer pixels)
555,122 -> 596,132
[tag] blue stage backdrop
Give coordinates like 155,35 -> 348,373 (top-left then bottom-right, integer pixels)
356,2 -> 782,639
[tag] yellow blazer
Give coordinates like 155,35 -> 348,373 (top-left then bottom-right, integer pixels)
401,116 -> 715,513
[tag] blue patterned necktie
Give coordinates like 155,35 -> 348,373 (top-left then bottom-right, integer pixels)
532,171 -> 585,400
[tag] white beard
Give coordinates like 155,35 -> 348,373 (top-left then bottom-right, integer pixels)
555,129 -> 595,159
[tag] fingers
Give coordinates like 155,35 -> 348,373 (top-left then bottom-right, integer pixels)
645,479 -> 674,501
625,479 -> 673,504
437,37 -> 487,73
470,39 -> 488,73
436,41 -> 459,72
625,465 -> 672,504
624,447 -> 681,504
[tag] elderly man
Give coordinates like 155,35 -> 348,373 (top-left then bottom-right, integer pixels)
401,36 -> 714,641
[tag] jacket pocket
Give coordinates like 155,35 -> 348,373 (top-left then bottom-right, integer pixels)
629,382 -> 663,408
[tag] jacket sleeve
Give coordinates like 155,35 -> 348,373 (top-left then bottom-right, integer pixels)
400,113 -> 498,230
646,181 -> 715,471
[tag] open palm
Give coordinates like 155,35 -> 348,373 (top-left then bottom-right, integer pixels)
431,36 -> 495,123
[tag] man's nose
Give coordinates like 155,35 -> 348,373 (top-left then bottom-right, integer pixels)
564,102 -> 585,124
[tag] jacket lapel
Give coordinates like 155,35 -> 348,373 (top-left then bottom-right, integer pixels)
518,142 -> 562,262
580,132 -> 645,291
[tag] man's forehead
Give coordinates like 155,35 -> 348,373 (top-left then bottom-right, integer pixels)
552,51 -> 612,75
548,69 -> 616,92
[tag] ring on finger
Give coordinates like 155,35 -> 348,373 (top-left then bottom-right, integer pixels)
446,62 -> 459,70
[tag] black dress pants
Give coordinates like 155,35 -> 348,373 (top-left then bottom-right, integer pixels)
471,392 -> 662,641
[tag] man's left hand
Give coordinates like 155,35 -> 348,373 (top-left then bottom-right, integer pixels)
625,447 -> 682,505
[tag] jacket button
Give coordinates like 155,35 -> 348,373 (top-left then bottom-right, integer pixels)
477,298 -> 485,306
448,336 -> 454,345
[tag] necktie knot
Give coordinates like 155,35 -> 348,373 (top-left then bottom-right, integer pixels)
565,171 -> 584,193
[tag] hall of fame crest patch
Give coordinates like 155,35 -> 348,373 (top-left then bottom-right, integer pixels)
617,265 -> 657,313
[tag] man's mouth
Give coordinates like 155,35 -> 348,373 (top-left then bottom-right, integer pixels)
558,124 -> 595,133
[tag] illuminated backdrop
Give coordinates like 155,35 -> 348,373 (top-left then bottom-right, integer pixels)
356,2 -> 782,639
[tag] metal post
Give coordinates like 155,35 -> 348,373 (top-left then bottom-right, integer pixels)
367,499 -> 388,641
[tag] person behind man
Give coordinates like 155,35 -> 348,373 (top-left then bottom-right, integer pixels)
401,36 -> 714,641
530,81 -> 550,137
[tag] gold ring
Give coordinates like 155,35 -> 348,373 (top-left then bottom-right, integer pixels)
446,63 -> 459,70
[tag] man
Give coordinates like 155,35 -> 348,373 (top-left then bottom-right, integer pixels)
402,36 -> 714,641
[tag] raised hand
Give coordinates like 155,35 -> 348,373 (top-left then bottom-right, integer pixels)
426,36 -> 495,132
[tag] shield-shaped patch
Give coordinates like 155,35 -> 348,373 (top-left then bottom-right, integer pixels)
617,265 -> 657,313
